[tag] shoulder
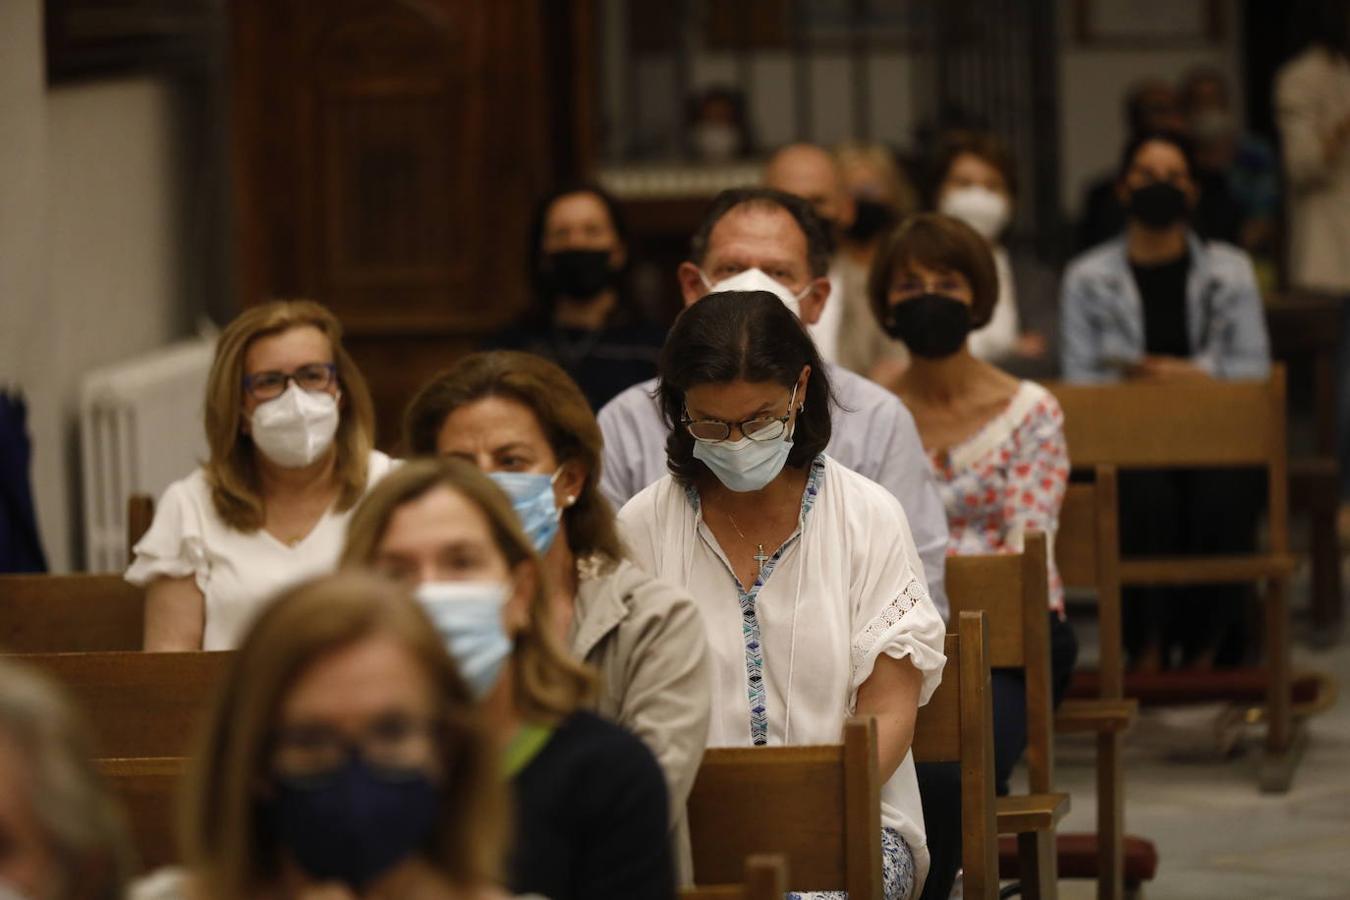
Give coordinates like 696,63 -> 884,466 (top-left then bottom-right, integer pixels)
364,449 -> 398,485
549,710 -> 664,779
822,456 -> 906,519
158,469 -> 214,514
1196,240 -> 1258,286
616,474 -> 680,524
601,559 -> 703,630
1063,239 -> 1126,285
827,364 -> 902,414
1012,381 -> 1064,434
1277,48 -> 1328,92
598,378 -> 661,424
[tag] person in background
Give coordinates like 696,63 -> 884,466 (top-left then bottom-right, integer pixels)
402,351 -> 710,883
834,141 -> 922,384
1275,1 -> 1350,534
343,460 -> 675,900
493,184 -> 665,411
128,300 -> 396,651
0,658 -> 132,900
873,213 -> 1076,797
688,86 -> 754,163
597,187 -> 951,619
617,291 -> 946,900
1061,130 -> 1270,672
930,130 -> 1061,378
155,572 -> 507,900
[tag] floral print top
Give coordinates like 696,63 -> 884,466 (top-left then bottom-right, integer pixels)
927,381 -> 1069,612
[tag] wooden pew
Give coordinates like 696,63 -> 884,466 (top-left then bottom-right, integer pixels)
0,575 -> 144,653
1048,369 -> 1303,792
947,534 -> 1070,899
13,652 -> 230,758
680,854 -> 788,900
100,757 -> 188,872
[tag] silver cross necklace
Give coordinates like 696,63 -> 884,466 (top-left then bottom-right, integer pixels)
727,511 -> 770,576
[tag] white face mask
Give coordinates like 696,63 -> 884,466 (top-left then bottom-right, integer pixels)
249,382 -> 340,468
699,267 -> 814,320
692,122 -> 740,162
940,185 -> 1011,241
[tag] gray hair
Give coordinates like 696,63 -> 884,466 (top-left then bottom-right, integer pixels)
0,658 -> 134,899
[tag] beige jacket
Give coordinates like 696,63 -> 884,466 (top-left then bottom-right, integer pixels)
570,557 -> 711,884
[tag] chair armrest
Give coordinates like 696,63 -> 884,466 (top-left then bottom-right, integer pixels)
996,792 -> 1071,834
1055,699 -> 1138,734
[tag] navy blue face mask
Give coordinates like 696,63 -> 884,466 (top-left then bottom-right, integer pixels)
269,755 -> 440,890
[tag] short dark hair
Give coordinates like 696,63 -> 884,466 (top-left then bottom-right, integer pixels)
658,291 -> 833,485
868,212 -> 1000,330
524,182 -> 635,325
928,130 -> 1018,207
688,188 -> 832,279
1116,129 -> 1198,184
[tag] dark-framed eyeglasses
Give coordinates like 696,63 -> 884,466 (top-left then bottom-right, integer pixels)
682,384 -> 800,444
243,363 -> 337,401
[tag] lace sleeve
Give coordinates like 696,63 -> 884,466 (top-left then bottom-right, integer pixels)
849,571 -> 947,706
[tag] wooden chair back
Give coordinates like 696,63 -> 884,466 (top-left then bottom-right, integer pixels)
912,611 -> 999,900
687,717 -> 881,897
945,534 -> 1054,795
101,757 -> 187,872
0,575 -> 144,653
680,854 -> 788,900
1055,466 -> 1123,698
14,651 -> 230,758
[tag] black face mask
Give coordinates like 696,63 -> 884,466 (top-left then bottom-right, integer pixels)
542,249 -> 617,299
883,293 -> 972,359
846,199 -> 899,243
1126,182 -> 1189,230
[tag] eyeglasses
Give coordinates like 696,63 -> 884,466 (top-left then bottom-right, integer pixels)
242,363 -> 337,401
270,713 -> 442,779
682,384 -> 800,444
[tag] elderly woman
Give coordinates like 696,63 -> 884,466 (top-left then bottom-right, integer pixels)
616,291 -> 946,900
343,460 -> 676,900
127,300 -> 395,651
0,659 -> 132,900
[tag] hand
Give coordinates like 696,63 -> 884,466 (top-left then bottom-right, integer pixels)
1013,331 -> 1048,359
1126,355 -> 1210,382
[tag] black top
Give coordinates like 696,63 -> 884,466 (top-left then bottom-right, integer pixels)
509,710 -> 675,900
491,323 -> 666,412
1130,252 -> 1192,357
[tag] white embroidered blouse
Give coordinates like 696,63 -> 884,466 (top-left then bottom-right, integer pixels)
616,454 -> 947,887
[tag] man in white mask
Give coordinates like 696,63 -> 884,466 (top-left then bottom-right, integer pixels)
598,187 -> 950,617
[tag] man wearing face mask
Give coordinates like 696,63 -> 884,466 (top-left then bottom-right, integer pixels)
598,187 -> 950,618
1061,130 -> 1271,673
493,184 -> 667,411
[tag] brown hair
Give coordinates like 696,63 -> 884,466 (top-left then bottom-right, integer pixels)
182,572 -> 505,899
403,351 -> 623,564
929,130 -> 1018,206
868,212 -> 1000,330
203,300 -> 376,531
341,458 -> 595,723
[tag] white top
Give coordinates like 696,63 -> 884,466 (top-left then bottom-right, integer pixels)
617,455 -> 947,890
968,245 -> 1020,364
125,451 -> 397,650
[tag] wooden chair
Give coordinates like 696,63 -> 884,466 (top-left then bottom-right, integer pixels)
1048,369 -> 1303,792
946,534 -> 1069,899
0,575 -> 144,652
680,854 -> 788,900
12,652 -> 231,758
100,756 -> 187,872
687,612 -> 998,899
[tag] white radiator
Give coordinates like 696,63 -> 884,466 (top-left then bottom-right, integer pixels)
79,338 -> 216,572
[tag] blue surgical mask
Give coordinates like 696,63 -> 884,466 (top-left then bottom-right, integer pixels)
489,469 -> 563,553
269,754 -> 439,890
415,581 -> 512,698
693,433 -> 795,493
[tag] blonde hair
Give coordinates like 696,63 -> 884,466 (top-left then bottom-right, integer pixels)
182,572 -> 506,899
834,140 -> 920,216
203,300 -> 376,531
0,658 -> 134,899
342,458 -> 595,723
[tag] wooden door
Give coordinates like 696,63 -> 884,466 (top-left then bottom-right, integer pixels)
230,0 -> 558,447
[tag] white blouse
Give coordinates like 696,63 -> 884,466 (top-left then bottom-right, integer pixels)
125,451 -> 396,650
617,455 -> 947,887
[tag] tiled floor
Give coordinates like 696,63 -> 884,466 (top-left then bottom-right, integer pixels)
1046,604 -> 1350,898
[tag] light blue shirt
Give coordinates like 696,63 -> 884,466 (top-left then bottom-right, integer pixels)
1060,234 -> 1271,383
597,364 -> 951,619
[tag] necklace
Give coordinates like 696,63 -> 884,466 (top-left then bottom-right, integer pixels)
727,511 -> 770,576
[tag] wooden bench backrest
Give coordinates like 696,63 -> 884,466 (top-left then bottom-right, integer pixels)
100,757 -> 187,872
687,717 -> 881,897
14,652 -> 231,758
911,612 -> 998,900
945,535 -> 1054,793
680,854 -> 788,900
0,575 -> 144,653
1055,466 -> 1125,698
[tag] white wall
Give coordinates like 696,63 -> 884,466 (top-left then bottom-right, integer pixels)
0,0 -> 190,571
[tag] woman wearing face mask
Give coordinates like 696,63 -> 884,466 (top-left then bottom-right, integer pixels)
931,131 -> 1060,378
874,214 -> 1077,801
616,291 -> 946,900
342,460 -> 676,900
128,300 -> 395,651
155,572 -> 508,900
1061,131 -> 1270,672
401,350 -> 710,883
492,184 -> 666,411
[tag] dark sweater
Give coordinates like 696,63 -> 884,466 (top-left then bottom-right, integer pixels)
1130,252 -> 1192,357
508,710 -> 675,900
